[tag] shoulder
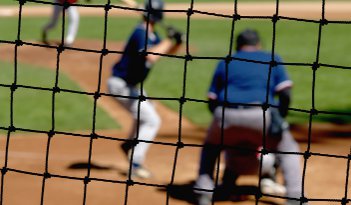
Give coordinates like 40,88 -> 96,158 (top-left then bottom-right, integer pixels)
130,24 -> 146,38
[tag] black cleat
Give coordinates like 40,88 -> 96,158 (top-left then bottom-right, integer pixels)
42,30 -> 49,45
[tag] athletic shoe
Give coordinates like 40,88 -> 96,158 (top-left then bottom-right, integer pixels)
286,199 -> 309,205
196,193 -> 212,205
131,164 -> 152,179
193,174 -> 214,205
260,178 -> 286,196
120,141 -> 132,160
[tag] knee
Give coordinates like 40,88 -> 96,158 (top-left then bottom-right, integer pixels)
149,112 -> 161,130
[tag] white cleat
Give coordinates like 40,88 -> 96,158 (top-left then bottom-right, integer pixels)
261,178 -> 287,196
131,165 -> 152,179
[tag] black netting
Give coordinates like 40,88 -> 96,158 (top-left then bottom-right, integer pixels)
0,0 -> 350,205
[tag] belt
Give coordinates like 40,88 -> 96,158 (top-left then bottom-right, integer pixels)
228,105 -> 256,109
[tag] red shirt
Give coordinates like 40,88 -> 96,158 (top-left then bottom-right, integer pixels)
58,0 -> 78,4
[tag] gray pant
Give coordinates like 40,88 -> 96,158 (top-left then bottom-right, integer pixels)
196,106 -> 303,199
43,0 -> 79,45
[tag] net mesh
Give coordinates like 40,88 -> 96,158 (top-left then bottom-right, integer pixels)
0,0 -> 350,205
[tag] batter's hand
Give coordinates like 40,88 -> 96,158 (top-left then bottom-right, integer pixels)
166,26 -> 184,45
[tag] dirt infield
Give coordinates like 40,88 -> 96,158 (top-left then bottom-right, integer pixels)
1,2 -> 351,20
1,39 -> 350,205
0,2 -> 350,205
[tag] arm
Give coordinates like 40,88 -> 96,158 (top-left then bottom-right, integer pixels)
277,87 -> 291,118
207,61 -> 225,113
273,55 -> 292,117
146,39 -> 181,64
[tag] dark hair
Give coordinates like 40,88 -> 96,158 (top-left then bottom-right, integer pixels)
143,0 -> 164,23
236,29 -> 260,51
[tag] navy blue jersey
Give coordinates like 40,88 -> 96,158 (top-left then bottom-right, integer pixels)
208,50 -> 292,105
112,24 -> 161,85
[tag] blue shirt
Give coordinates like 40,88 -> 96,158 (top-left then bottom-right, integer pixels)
112,24 -> 161,85
208,50 -> 292,105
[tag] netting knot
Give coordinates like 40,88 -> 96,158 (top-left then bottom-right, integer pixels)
138,50 -> 148,58
1,167 -> 8,175
320,18 -> 328,26
260,148 -> 268,155
53,86 -> 60,93
126,179 -> 134,186
185,54 -> 193,61
138,95 -> 146,102
187,8 -> 194,16
44,172 -> 51,179
90,132 -> 99,139
261,103 -> 269,111
57,45 -> 65,53
8,125 -> 16,133
179,97 -> 186,104
301,196 -> 308,203
272,14 -> 280,23
15,40 -> 23,46
48,130 -> 55,138
177,141 -> 184,149
131,138 -> 139,147
63,1 -> 70,9
224,101 -> 234,108
270,60 -> 277,67
19,0 -> 26,5
304,151 -> 311,159
84,176 -> 91,184
233,14 -> 241,21
10,83 -> 17,92
341,197 -> 348,205
94,92 -> 101,100
101,48 -> 109,56
312,62 -> 319,71
166,184 -> 174,192
105,4 -> 112,11
255,190 -> 262,200
225,55 -> 232,64
310,108 -> 318,115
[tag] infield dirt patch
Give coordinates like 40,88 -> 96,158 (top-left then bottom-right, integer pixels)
0,2 -> 350,205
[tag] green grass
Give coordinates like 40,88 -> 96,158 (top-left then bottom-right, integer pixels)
0,61 -> 119,132
1,16 -> 350,126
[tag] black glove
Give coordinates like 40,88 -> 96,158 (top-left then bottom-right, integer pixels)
166,26 -> 184,45
208,98 -> 218,113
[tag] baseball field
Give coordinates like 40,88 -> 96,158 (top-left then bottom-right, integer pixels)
0,1 -> 350,205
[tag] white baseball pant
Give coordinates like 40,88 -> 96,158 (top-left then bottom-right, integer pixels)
43,0 -> 79,45
107,76 -> 161,165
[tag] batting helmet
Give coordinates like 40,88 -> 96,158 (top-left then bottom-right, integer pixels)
236,29 -> 260,51
143,0 -> 164,23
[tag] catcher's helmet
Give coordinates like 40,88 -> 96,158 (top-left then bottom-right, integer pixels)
236,29 -> 260,51
143,0 -> 164,23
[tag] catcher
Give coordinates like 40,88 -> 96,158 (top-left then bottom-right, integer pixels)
107,0 -> 183,179
194,29 -> 308,205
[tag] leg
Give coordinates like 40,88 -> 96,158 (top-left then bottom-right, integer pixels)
194,116 -> 222,205
42,1 -> 62,43
65,5 -> 79,45
217,168 -> 239,199
128,99 -> 161,166
276,129 -> 307,205
260,153 -> 287,196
